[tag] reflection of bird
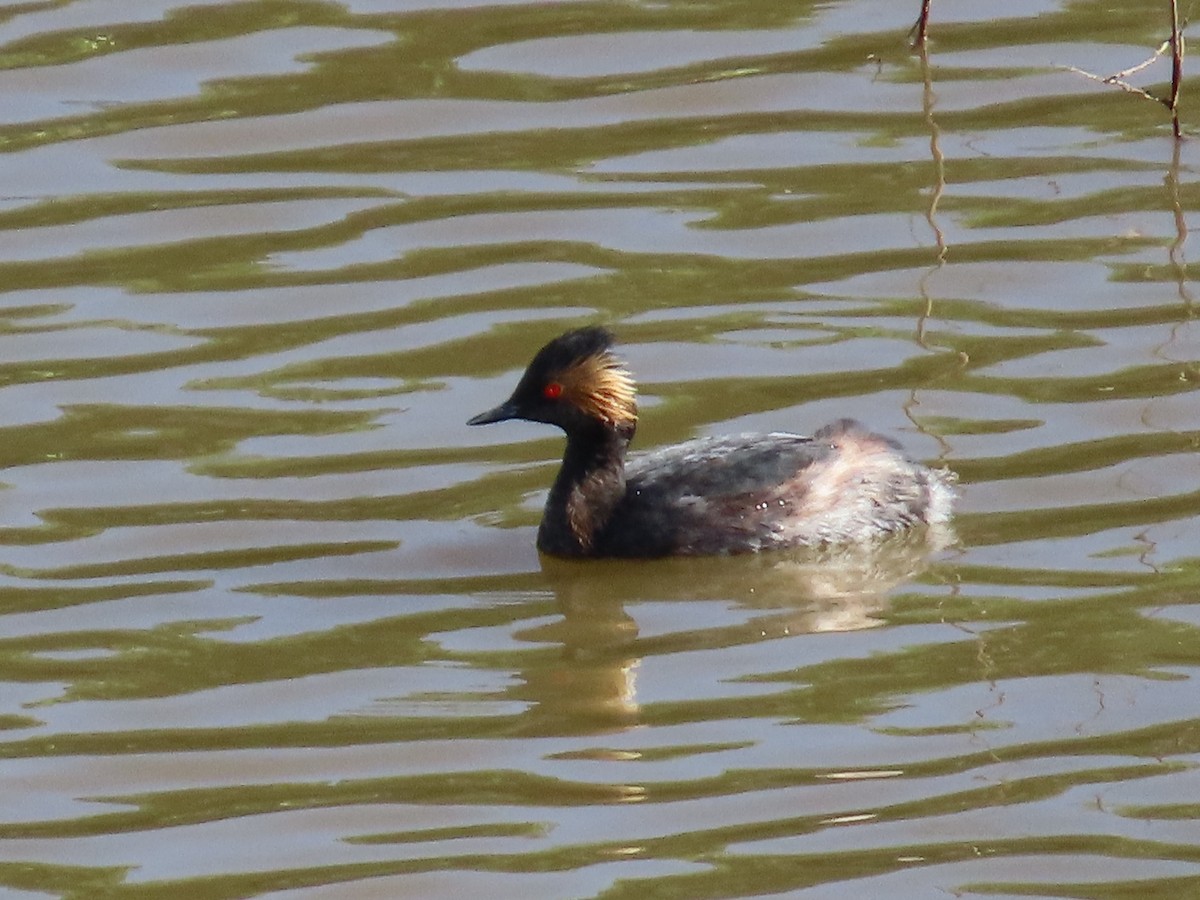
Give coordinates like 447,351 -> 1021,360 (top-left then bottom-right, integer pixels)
469,327 -> 956,558
527,528 -> 956,728
546,524 -> 955,629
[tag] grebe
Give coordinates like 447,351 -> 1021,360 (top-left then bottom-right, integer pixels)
468,327 -> 955,558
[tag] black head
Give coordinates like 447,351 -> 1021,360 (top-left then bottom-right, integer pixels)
467,326 -> 637,432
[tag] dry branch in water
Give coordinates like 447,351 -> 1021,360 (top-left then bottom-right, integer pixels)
914,0 -> 1187,137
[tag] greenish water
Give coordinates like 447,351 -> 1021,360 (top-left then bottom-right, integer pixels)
0,0 -> 1197,897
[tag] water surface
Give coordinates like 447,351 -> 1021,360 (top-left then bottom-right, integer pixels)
0,0 -> 1198,897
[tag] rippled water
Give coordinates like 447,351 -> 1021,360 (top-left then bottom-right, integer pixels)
0,0 -> 1198,897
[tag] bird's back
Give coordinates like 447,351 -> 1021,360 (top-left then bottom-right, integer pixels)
592,420 -> 954,557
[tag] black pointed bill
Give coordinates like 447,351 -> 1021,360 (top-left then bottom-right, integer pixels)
467,398 -> 520,426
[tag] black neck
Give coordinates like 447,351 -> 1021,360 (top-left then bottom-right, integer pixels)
537,424 -> 632,556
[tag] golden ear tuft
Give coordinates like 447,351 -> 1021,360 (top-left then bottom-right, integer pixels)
560,350 -> 637,427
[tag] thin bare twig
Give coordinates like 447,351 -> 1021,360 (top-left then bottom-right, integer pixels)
909,0 -> 932,48
1063,0 -> 1187,136
1062,63 -> 1163,102
1169,0 -> 1184,137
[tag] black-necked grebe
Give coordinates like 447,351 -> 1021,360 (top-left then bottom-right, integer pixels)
468,327 -> 955,558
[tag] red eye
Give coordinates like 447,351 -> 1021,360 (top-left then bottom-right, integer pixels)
543,382 -> 563,400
